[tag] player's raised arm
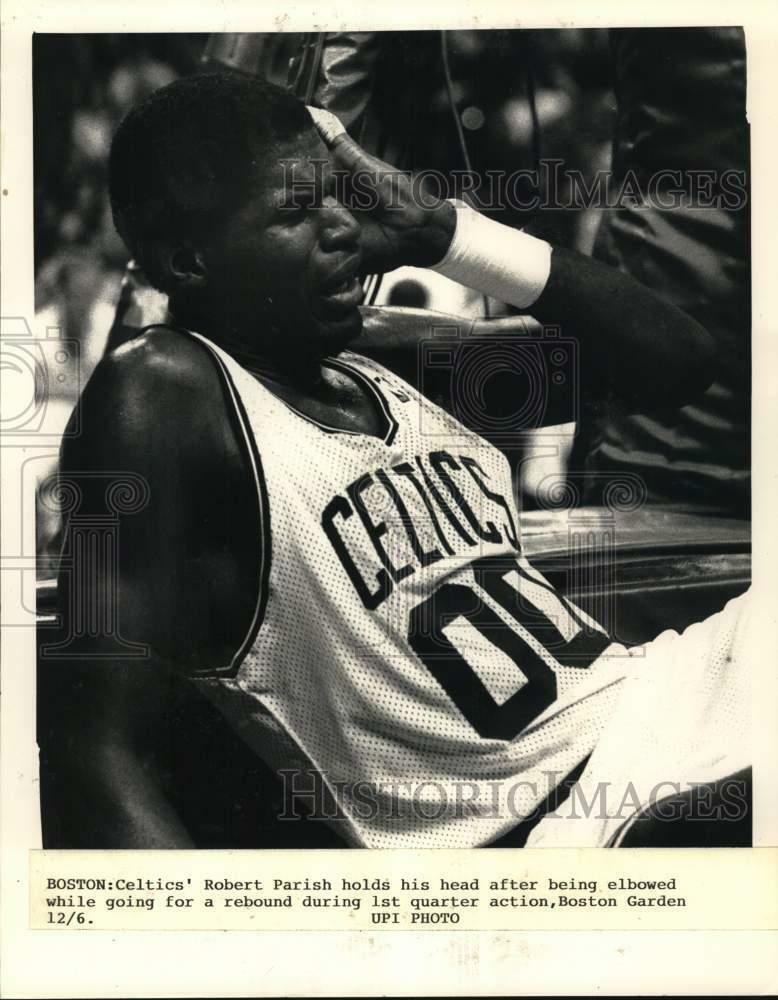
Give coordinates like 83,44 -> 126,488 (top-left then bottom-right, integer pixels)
310,107 -> 717,417
44,329 -> 259,847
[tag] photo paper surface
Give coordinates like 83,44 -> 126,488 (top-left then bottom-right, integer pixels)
2,2 -> 776,996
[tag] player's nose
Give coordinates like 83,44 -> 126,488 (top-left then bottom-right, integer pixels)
318,195 -> 361,254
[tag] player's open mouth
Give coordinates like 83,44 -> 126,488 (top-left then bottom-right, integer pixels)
318,274 -> 363,315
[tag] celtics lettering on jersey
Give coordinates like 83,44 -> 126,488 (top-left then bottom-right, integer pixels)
322,451 -> 519,610
322,447 -> 611,742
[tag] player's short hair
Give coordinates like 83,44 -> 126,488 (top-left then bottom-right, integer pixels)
109,72 -> 313,290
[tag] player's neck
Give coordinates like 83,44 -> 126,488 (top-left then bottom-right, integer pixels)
215,333 -> 327,391
215,337 -> 328,392
242,356 -> 326,393
171,301 -> 326,391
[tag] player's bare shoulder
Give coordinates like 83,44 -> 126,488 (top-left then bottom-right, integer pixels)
59,324 -> 262,672
64,325 -> 238,470
89,325 -> 224,419
109,323 -> 219,384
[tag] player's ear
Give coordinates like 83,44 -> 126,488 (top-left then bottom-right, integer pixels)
139,238 -> 207,293
168,245 -> 207,287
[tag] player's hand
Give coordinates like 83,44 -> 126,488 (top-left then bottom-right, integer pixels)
308,106 -> 457,274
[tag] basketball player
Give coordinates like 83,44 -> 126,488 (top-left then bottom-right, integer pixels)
49,73 -> 750,848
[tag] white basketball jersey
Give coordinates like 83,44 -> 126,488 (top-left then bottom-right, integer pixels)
186,329 -> 633,847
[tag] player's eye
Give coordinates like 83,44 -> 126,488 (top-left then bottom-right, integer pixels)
279,194 -> 321,222
275,204 -> 305,228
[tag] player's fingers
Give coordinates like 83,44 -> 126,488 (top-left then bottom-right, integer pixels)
331,138 -> 398,197
306,105 -> 397,180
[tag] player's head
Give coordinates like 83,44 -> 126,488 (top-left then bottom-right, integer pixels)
109,72 -> 364,365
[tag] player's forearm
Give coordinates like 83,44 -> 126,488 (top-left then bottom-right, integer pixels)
532,245 -> 716,408
430,202 -> 717,409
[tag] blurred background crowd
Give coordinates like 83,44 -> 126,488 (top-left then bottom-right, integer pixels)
34,34 -> 207,377
33,29 -> 749,574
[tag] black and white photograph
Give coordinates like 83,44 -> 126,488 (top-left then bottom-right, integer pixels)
1,4 -> 776,997
29,25 -> 756,850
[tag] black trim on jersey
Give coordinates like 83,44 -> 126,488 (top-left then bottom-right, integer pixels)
326,355 -> 400,446
237,353 -> 400,445
214,352 -> 272,675
151,326 -> 272,679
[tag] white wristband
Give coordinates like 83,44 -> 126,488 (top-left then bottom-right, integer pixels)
430,199 -> 552,310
